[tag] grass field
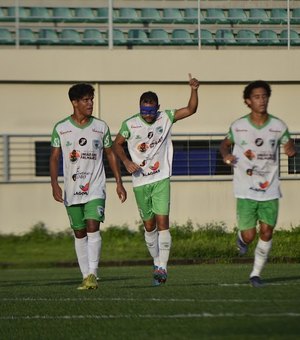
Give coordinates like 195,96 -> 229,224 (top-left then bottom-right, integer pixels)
1,263 -> 300,339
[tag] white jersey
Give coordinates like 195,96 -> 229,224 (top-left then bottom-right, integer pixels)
119,110 -> 176,187
228,114 -> 290,201
51,116 -> 112,206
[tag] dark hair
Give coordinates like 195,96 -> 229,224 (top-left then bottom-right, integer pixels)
243,80 -> 271,100
139,91 -> 159,105
68,83 -> 95,101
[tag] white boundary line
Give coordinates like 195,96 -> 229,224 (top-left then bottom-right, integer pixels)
1,313 -> 300,320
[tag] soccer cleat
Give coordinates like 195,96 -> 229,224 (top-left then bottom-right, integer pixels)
153,265 -> 161,286
237,236 -> 248,256
77,274 -> 98,290
153,267 -> 168,285
249,276 -> 264,288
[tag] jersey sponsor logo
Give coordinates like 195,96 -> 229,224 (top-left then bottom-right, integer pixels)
142,169 -> 160,177
257,152 -> 275,160
79,182 -> 90,192
241,140 -> 247,146
81,152 -> 97,160
92,128 -> 103,134
255,138 -> 264,146
269,128 -> 281,133
135,135 -> 142,140
59,130 -> 72,135
79,138 -> 87,146
235,128 -> 248,132
244,149 -> 255,160
269,139 -> 276,148
150,136 -> 163,148
246,167 -> 270,177
149,161 -> 160,171
137,142 -> 149,153
66,141 -> 72,147
72,168 -> 91,181
130,124 -> 142,128
97,206 -> 104,217
69,150 -> 81,163
148,132 -> 154,139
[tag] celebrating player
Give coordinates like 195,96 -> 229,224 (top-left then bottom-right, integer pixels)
220,80 -> 296,287
113,74 -> 200,286
50,83 -> 126,290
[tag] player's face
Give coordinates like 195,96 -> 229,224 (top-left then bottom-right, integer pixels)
140,103 -> 159,123
74,95 -> 94,117
245,88 -> 269,114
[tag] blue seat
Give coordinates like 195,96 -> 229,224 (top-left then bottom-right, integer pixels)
29,7 -> 51,22
82,29 -> 106,45
74,8 -> 96,22
258,30 -> 280,45
38,28 -> 60,45
116,8 -> 140,23
236,30 -> 258,45
52,7 -> 73,22
205,8 -> 228,24
19,28 -> 36,44
96,8 -> 108,23
280,30 -> 300,46
162,8 -> 184,23
0,28 -> 13,44
184,8 -> 205,24
60,29 -> 81,44
171,29 -> 193,45
128,29 -> 149,45
270,8 -> 287,24
194,29 -> 214,45
215,29 -> 236,45
228,8 -> 248,24
141,8 -> 161,23
248,9 -> 269,24
149,29 -> 170,44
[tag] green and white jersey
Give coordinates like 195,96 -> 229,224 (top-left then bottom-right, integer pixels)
119,110 -> 176,187
227,114 -> 290,201
51,116 -> 112,206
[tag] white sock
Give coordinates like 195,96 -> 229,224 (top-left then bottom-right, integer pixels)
74,235 -> 89,279
250,238 -> 272,278
158,229 -> 172,271
144,228 -> 160,267
87,231 -> 102,277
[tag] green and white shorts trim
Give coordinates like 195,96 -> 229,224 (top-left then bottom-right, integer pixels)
236,198 -> 279,231
66,198 -> 105,230
133,178 -> 170,221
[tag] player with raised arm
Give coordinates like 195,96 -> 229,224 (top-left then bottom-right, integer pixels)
113,74 -> 200,286
220,80 -> 296,287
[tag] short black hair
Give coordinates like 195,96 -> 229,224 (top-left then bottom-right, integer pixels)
68,83 -> 95,101
139,91 -> 159,105
243,80 -> 271,100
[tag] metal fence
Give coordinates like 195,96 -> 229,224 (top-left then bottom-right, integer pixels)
0,133 -> 300,184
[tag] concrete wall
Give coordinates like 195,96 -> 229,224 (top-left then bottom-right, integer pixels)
1,48 -> 300,233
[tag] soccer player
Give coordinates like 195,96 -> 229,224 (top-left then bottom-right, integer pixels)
50,83 -> 127,290
220,80 -> 296,287
113,74 -> 200,285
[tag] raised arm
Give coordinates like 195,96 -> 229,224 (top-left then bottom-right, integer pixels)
174,73 -> 200,121
113,133 -> 141,174
49,147 -> 64,203
105,146 -> 127,203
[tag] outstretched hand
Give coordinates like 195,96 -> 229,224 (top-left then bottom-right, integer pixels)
188,73 -> 200,90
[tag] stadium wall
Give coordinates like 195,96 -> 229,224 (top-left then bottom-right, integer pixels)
1,49 -> 300,233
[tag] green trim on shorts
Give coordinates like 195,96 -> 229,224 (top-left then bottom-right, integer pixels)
66,198 -> 105,230
236,198 -> 279,231
133,178 -> 170,221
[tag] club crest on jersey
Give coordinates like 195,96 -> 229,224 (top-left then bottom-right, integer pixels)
244,149 -> 255,160
93,140 -> 100,149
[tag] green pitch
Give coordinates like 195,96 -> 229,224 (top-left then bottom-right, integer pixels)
1,264 -> 300,339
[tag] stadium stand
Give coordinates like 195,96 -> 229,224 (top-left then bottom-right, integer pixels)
0,1 -> 299,48
37,28 -> 59,45
0,28 -> 13,44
